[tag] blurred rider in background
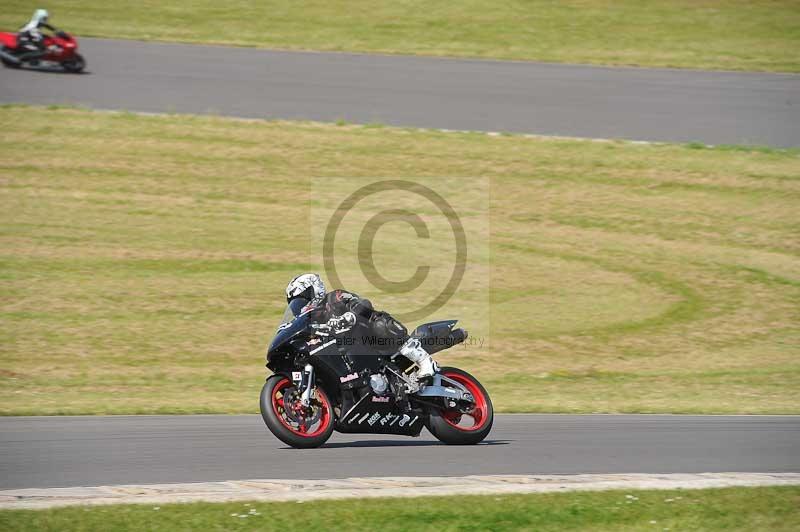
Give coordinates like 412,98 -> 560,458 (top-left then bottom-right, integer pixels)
17,9 -> 56,61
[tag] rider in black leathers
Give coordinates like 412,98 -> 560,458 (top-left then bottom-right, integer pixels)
284,273 -> 436,378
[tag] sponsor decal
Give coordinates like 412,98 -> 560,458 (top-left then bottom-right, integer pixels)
358,413 -> 370,424
367,412 -> 382,426
380,413 -> 397,426
307,338 -> 321,346
291,371 -> 302,382
398,414 -> 411,427
277,322 -> 292,331
340,372 -> 359,383
371,396 -> 390,403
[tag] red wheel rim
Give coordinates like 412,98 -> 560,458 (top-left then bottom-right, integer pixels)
441,371 -> 489,432
270,377 -> 332,438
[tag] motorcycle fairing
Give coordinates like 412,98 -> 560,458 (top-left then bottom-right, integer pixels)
268,312 -> 310,355
335,391 -> 423,436
0,33 -> 18,48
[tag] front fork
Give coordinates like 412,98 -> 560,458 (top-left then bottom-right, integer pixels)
291,364 -> 315,406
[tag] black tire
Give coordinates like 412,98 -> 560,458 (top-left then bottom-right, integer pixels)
425,367 -> 493,445
260,374 -> 335,449
62,53 -> 85,73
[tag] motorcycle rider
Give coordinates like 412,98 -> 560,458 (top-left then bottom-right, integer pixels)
17,9 -> 56,60
284,273 -> 437,379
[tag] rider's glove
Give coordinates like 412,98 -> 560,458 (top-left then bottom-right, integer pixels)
327,312 -> 356,334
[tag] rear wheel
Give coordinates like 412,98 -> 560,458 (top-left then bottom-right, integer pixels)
425,367 -> 493,445
62,53 -> 85,73
260,374 -> 334,448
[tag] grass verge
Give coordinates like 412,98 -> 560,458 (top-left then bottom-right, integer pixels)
1,105 -> 799,415
1,487 -> 798,531
1,1 -> 799,72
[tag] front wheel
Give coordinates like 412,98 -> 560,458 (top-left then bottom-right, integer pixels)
62,53 -> 85,73
425,367 -> 493,445
260,374 -> 334,448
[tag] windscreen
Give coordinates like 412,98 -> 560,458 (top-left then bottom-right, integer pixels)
279,297 -> 310,326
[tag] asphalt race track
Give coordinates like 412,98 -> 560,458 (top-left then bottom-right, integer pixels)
1,38 -> 798,147
1,414 -> 798,490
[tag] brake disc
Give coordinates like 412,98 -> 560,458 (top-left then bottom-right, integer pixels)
304,400 -> 323,426
282,388 -> 323,426
281,388 -> 303,423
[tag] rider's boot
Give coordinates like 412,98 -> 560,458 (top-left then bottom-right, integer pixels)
400,337 -> 437,380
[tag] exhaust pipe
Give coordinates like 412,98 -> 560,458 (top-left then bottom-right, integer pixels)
0,48 -> 21,65
423,328 -> 468,354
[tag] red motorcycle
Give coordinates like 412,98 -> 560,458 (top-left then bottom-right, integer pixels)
0,29 -> 85,73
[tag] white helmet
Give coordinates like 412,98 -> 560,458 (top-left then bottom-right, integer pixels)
285,273 -> 325,305
33,9 -> 49,25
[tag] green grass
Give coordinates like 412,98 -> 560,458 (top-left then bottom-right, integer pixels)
1,105 -> 799,415
2,1 -> 800,72
2,487 -> 798,531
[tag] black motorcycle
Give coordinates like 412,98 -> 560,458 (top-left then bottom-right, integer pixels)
260,298 -> 493,448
